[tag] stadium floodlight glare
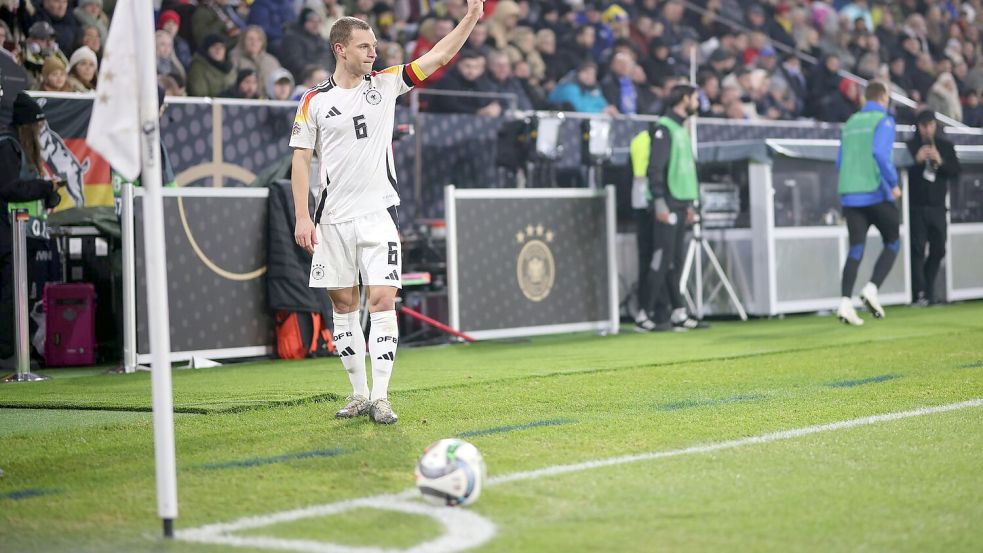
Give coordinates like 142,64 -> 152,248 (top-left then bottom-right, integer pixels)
587,118 -> 614,160
534,113 -> 564,160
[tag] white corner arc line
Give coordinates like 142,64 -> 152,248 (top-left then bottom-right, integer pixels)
176,398 -> 983,553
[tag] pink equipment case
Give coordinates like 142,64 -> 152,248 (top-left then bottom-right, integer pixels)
43,283 -> 97,366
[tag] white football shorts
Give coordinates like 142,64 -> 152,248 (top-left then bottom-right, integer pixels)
309,207 -> 402,289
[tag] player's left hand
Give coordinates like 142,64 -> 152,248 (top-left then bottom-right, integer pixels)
686,207 -> 696,225
891,186 -> 902,200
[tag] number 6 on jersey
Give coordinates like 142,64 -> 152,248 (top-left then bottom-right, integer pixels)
353,115 -> 368,139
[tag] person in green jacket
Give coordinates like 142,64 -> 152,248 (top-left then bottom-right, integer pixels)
834,81 -> 901,326
187,34 -> 236,98
630,84 -> 704,332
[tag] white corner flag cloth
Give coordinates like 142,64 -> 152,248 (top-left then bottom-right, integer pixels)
87,0 -> 143,181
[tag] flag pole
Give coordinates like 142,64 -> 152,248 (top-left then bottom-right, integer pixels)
134,0 -> 178,537
87,0 -> 179,537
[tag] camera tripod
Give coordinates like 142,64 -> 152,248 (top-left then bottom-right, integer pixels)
678,207 -> 748,321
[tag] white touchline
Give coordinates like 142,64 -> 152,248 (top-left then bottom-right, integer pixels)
176,398 -> 983,553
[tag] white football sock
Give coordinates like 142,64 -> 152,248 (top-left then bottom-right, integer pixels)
332,310 -> 368,398
369,310 -> 398,401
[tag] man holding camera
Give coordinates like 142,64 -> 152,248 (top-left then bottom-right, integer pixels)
906,109 -> 959,306
1,91 -> 64,367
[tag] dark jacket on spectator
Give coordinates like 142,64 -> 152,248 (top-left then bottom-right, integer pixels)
0,127 -> 55,256
428,69 -> 496,114
187,51 -> 235,97
192,0 -> 244,50
246,0 -> 294,49
276,23 -> 333,80
485,74 -> 533,111
26,5 -> 80,55
601,75 -> 657,115
906,132 -> 960,207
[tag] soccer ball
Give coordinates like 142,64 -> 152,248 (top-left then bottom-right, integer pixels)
415,438 -> 486,507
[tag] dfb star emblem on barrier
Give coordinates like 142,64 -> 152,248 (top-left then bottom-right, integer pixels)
312,264 -> 325,280
365,89 -> 382,105
515,224 -> 555,302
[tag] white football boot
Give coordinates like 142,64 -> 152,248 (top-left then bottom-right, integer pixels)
837,297 -> 864,326
860,283 -> 885,319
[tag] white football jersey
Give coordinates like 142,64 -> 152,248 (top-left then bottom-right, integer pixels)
290,64 -> 420,224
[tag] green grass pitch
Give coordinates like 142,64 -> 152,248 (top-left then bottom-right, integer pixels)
2,302 -> 982,552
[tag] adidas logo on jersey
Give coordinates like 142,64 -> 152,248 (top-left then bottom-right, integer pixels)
325,106 -> 341,118
385,270 -> 399,281
376,352 -> 395,361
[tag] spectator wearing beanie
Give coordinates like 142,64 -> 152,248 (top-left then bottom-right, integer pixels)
220,68 -> 262,99
157,10 -> 192,69
230,25 -> 281,93
67,45 -> 98,91
246,0 -> 294,52
191,0 -> 244,51
187,33 -> 235,97
74,0 -> 108,44
39,55 -> 73,91
277,8 -> 333,79
26,0 -> 82,57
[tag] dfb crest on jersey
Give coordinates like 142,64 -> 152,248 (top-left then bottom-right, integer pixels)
365,88 -> 382,105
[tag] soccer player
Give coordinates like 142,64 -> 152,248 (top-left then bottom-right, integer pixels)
835,81 -> 901,326
290,2 -> 485,424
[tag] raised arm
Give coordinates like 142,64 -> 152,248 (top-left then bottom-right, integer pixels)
413,0 -> 484,78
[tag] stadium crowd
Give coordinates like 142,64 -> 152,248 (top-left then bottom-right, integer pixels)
2,0 -> 983,124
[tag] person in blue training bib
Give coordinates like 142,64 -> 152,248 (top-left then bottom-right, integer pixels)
835,81 -> 902,326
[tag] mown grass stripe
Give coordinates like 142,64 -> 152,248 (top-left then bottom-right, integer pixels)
459,419 -> 576,438
958,361 -> 983,369
826,374 -> 901,388
657,393 -> 767,412
198,448 -> 349,470
0,488 -> 59,501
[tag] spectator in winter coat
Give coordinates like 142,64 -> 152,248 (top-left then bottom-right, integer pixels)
24,0 -> 80,57
38,55 -> 73,92
220,68 -> 262,99
266,67 -> 295,101
246,0 -> 294,51
229,25 -> 281,94
191,0 -> 244,51
66,45 -> 98,91
187,34 -> 235,97
158,10 -> 192,69
73,0 -> 108,43
277,8 -> 334,79
548,60 -> 617,115
429,50 -> 501,116
485,49 -> 533,111
156,30 -> 187,84
19,21 -> 69,89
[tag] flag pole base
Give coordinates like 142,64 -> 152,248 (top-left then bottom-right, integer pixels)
163,518 -> 174,538
3,372 -> 50,383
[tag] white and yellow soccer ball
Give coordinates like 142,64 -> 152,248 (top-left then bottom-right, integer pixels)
415,438 -> 486,507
